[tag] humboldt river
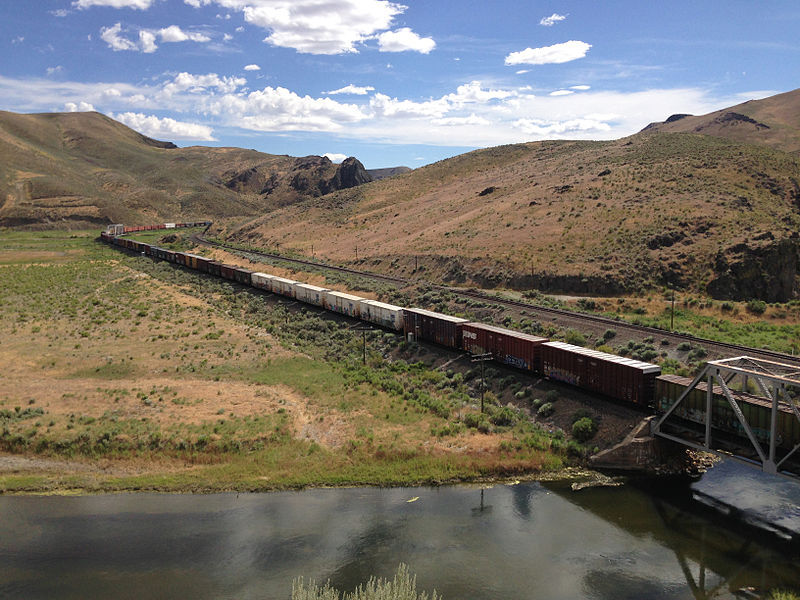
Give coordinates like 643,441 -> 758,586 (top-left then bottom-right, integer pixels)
1,460 -> 798,599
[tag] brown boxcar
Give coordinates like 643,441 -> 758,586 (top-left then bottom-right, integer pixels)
219,264 -> 237,281
461,322 -> 548,372
541,341 -> 660,405
233,267 -> 253,286
207,261 -> 222,277
403,308 -> 468,349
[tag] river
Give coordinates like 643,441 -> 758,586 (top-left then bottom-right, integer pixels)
1,460 -> 798,599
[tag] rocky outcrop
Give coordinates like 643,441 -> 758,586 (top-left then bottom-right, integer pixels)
707,237 -> 800,302
325,157 -> 372,192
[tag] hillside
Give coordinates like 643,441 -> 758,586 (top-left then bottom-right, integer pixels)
0,111 -> 372,228
642,88 -> 800,154
227,90 -> 800,301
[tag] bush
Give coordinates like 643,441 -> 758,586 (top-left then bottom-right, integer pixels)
537,402 -> 555,418
746,299 -> 767,315
565,329 -> 586,346
572,417 -> 598,442
489,405 -> 518,427
292,563 -> 441,600
602,328 -> 617,341
677,341 -> 692,351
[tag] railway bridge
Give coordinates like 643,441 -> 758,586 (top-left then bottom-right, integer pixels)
653,356 -> 800,481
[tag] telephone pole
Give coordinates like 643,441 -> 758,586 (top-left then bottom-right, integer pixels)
470,353 -> 493,413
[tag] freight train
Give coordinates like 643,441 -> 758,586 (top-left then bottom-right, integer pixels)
100,223 -> 800,451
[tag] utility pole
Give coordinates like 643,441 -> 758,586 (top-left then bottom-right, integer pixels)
670,286 -> 675,331
355,245 -> 358,261
470,353 -> 493,413
354,325 -> 373,365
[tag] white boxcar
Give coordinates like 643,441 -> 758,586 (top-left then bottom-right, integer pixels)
252,272 -> 277,291
165,222 -> 176,229
360,299 -> 403,331
325,291 -> 364,317
295,283 -> 329,307
271,276 -> 298,298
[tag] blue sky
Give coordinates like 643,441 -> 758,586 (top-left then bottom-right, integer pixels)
1,0 -> 798,168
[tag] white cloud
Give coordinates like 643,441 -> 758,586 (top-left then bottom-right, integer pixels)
325,84 -> 375,95
64,101 -> 96,112
516,69 -> 530,75
46,66 -> 64,76
158,25 -> 211,43
549,90 -> 573,96
445,81 -> 515,105
571,85 -> 591,90
197,0 -> 405,54
377,27 -> 435,54
52,9 -> 69,17
139,29 -> 158,53
184,0 -> 212,6
112,112 -> 216,140
74,0 -> 154,9
12,36 -> 24,44
539,13 -> 567,26
162,72 -> 246,95
100,23 -> 211,53
505,40 -> 592,66
369,93 -> 449,119
100,23 -> 139,51
433,114 -> 491,127
324,153 -> 347,163
244,64 -> 261,71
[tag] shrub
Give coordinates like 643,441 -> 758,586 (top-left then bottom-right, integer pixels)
565,329 -> 586,346
544,390 -> 559,403
489,406 -> 517,427
602,328 -> 617,341
677,341 -> 692,351
746,299 -> 767,315
537,402 -> 554,418
292,563 -> 441,600
572,417 -> 598,442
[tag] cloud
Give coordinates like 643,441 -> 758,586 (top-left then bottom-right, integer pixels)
195,0 -> 405,54
184,0 -> 213,6
539,13 -> 567,26
51,9 -> 69,17
505,40 -> 592,66
112,112 -> 217,140
46,66 -> 64,76
64,101 -> 96,112
74,0 -> 154,9
11,36 -> 24,44
377,27 -> 435,54
325,84 -> 375,95
549,90 -> 573,96
244,64 -> 261,71
100,23 -> 212,52
158,25 -> 211,43
162,72 -> 246,95
100,23 -> 140,51
571,85 -> 591,90
445,81 -> 515,105
324,153 -> 347,163
369,93 -> 449,119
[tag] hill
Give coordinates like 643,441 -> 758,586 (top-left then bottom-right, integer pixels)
0,111 -> 372,228
228,90 -> 800,301
642,88 -> 800,154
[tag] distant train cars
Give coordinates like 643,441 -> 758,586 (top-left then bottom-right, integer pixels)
101,222 -> 666,409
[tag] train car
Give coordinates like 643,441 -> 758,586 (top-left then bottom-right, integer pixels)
325,291 -> 364,318
183,253 -> 211,273
461,322 -> 548,372
207,261 -> 222,278
655,374 -> 800,451
295,283 -> 329,307
219,264 -> 238,281
271,276 -> 297,298
252,272 -> 277,291
403,308 -> 468,348
233,267 -> 253,286
360,299 -> 403,331
541,341 -> 661,405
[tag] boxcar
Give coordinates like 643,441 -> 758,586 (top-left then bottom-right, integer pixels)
325,291 -> 364,318
233,267 -> 253,286
207,261 -> 222,278
541,341 -> 660,405
461,322 -> 548,372
403,308 -> 468,348
360,299 -> 403,331
252,272 -> 277,291
655,374 -> 800,451
219,264 -> 237,281
295,283 -> 329,307
271,276 -> 297,298
183,253 -> 211,273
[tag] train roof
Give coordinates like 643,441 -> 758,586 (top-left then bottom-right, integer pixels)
404,307 -> 469,324
361,299 -> 403,311
327,290 -> 365,302
463,321 -> 548,343
544,341 -> 661,373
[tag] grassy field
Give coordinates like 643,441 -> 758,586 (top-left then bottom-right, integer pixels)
0,229 -> 577,494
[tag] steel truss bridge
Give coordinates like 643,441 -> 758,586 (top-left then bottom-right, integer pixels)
654,356 -> 800,481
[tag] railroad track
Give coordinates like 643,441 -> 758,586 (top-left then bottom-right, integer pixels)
195,234 -> 800,367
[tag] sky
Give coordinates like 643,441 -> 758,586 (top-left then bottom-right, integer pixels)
1,1 -> 799,169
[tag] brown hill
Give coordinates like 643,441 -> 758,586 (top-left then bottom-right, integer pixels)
229,104 -> 800,301
642,87 -> 800,154
0,111 -> 369,228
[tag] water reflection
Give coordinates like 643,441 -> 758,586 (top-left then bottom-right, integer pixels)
0,465 -> 798,600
